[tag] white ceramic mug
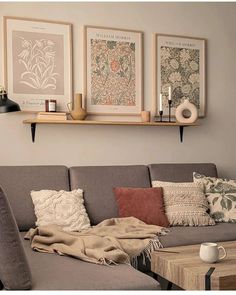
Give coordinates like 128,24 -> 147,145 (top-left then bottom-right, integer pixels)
199,242 -> 227,263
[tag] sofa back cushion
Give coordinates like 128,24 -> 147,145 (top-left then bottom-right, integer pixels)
0,166 -> 69,231
149,163 -> 217,182
69,165 -> 151,225
0,187 -> 32,290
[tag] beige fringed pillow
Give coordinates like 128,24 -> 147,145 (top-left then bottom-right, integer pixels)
152,181 -> 215,226
31,189 -> 91,232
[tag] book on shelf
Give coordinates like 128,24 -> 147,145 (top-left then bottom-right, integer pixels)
37,112 -> 67,121
38,112 -> 67,116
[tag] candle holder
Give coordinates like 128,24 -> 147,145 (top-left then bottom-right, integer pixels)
159,110 -> 163,122
168,100 -> 172,122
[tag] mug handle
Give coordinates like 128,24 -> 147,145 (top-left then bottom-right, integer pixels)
218,246 -> 227,260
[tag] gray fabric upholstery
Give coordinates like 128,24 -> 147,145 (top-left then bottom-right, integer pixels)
1,163 -> 234,291
0,166 -> 69,230
20,233 -> 159,290
160,223 -> 236,247
0,187 -> 32,290
69,166 -> 151,225
149,163 -> 218,182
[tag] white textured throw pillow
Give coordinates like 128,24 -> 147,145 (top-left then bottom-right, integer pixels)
152,181 -> 215,226
31,189 -> 91,231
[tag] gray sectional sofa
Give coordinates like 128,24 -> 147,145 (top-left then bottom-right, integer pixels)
0,163 -> 235,290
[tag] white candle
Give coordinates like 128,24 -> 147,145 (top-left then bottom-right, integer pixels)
159,93 -> 163,112
169,86 -> 172,101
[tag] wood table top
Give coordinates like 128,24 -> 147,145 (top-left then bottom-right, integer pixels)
151,241 -> 236,290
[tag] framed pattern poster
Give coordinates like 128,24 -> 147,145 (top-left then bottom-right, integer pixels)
84,26 -> 143,115
4,16 -> 73,112
153,34 -> 206,117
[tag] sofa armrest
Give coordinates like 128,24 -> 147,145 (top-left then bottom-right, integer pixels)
0,187 -> 32,290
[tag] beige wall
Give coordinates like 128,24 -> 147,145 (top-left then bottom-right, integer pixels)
0,2 -> 236,178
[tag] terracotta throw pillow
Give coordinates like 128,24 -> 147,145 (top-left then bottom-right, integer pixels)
113,187 -> 169,227
193,172 -> 236,223
152,181 -> 215,227
31,189 -> 91,232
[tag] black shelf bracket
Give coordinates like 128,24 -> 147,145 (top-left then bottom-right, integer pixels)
179,126 -> 184,143
31,123 -> 36,143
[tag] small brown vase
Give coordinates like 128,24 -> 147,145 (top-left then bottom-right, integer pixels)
68,93 -> 87,120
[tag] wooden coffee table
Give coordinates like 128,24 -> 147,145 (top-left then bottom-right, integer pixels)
151,241 -> 236,290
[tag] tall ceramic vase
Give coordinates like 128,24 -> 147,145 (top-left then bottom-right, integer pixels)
68,93 -> 87,120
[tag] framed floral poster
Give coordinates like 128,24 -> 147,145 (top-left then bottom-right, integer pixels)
84,26 -> 143,115
153,34 -> 206,117
4,16 -> 73,111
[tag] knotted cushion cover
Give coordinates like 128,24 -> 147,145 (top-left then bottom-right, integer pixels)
152,181 -> 215,226
31,189 -> 91,232
0,187 -> 32,290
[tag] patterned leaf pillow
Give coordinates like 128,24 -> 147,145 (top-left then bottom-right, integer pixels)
193,172 -> 236,223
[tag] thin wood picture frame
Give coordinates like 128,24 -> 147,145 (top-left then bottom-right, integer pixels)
84,25 -> 144,116
153,33 -> 206,118
4,16 -> 73,112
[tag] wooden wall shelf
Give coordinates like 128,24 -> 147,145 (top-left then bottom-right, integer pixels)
23,119 -> 198,143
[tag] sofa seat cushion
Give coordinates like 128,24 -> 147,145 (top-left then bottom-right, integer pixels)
159,223 -> 236,248
69,166 -> 151,225
20,232 -> 159,290
0,166 -> 70,231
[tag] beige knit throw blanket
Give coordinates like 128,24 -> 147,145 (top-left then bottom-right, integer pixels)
25,217 -> 167,267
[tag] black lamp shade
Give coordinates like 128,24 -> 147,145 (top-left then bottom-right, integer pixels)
0,93 -> 21,113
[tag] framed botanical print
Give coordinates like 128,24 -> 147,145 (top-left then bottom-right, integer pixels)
4,16 -> 73,111
153,34 -> 206,117
84,26 -> 143,115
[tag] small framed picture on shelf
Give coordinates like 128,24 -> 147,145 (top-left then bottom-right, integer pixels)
84,25 -> 143,115
153,34 -> 206,118
4,16 -> 73,112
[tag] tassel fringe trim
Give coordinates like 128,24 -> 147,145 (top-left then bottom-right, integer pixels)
167,213 -> 215,226
131,235 -> 164,269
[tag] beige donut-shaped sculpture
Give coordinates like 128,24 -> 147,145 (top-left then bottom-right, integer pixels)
175,99 -> 198,123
